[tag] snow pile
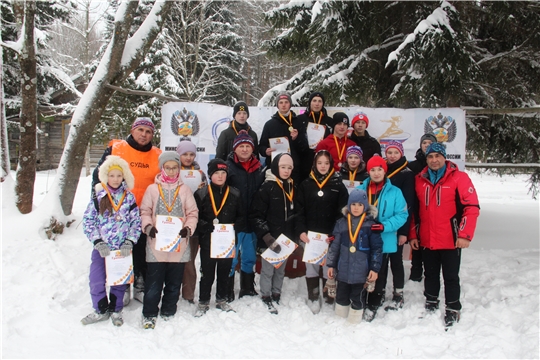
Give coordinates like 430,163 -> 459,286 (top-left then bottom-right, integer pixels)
1,170 -> 539,358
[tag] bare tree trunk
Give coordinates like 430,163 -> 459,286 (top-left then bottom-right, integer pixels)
15,1 -> 37,214
1,25 -> 10,181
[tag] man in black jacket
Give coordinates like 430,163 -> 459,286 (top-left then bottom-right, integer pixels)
349,113 -> 381,163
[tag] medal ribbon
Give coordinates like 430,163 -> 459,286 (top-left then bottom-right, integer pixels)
386,161 -> 408,179
181,165 -> 195,170
348,213 -> 366,245
208,185 -> 230,218
278,113 -> 293,128
276,179 -> 294,203
158,184 -> 181,213
349,169 -> 358,182
231,121 -> 250,136
101,182 -> 126,213
310,168 -> 335,191
310,111 -> 323,125
368,183 -> 381,207
333,136 -> 347,164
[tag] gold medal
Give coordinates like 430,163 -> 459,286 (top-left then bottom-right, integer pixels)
288,126 -> 294,132
338,162 -> 342,168
350,246 -> 356,253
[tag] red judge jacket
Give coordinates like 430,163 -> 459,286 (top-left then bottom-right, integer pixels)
410,161 -> 480,250
315,134 -> 356,171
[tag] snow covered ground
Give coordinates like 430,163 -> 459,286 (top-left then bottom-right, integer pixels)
2,170 -> 539,359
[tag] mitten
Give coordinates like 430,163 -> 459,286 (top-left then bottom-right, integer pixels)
94,241 -> 110,258
364,280 -> 376,293
324,277 -> 337,298
119,240 -> 133,257
179,226 -> 191,238
263,233 -> 281,253
145,225 -> 158,238
371,222 -> 384,234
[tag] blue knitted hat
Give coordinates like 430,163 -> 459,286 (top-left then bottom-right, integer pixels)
348,189 -> 369,214
426,143 -> 447,158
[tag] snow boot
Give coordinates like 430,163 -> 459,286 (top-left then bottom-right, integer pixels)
348,308 -> 364,324
262,296 -> 278,315
142,316 -> 156,329
322,278 -> 335,305
444,308 -> 460,330
161,313 -> 175,321
226,274 -> 235,303
194,302 -> 210,317
425,299 -> 440,313
110,311 -> 124,327
362,305 -> 378,322
271,293 -> 281,305
385,290 -> 404,311
81,311 -> 110,325
216,300 -> 236,313
334,303 -> 350,319
306,277 -> 321,314
239,271 -> 258,298
122,285 -> 131,306
409,267 -> 423,282
133,276 -> 145,303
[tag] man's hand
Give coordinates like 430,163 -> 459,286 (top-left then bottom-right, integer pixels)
409,238 -> 419,250
456,238 -> 471,249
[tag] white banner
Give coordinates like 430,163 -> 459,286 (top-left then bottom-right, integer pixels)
161,103 -> 466,171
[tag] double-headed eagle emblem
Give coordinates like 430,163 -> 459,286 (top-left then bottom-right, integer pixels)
424,112 -> 457,143
171,108 -> 200,137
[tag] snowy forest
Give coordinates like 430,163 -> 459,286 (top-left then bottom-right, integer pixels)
1,0 -> 539,221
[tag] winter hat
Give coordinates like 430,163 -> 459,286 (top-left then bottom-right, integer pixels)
425,142 -> 447,158
312,149 -> 335,175
385,140 -> 404,157
352,113 -> 370,128
271,152 -> 294,180
348,189 -> 369,214
332,112 -> 350,127
232,130 -> 255,151
159,151 -> 181,169
207,158 -> 229,177
176,140 -> 197,156
420,133 -> 438,147
308,91 -> 325,108
275,92 -> 292,107
131,117 -> 155,133
98,155 -> 135,190
233,101 -> 250,119
346,145 -> 363,159
366,154 -> 388,173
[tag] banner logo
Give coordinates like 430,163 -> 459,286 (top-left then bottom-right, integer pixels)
424,112 -> 457,143
171,108 -> 200,138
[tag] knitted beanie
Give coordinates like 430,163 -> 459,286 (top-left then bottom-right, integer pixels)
176,140 -> 197,156
352,113 -> 370,128
332,112 -> 350,127
346,145 -> 363,159
366,154 -> 388,173
131,117 -> 155,133
348,189 -> 369,214
275,92 -> 292,107
420,133 -> 438,147
207,158 -> 229,177
232,130 -> 255,151
159,151 -> 181,169
233,101 -> 250,119
385,140 -> 404,157
425,143 -> 447,158
308,91 -> 325,108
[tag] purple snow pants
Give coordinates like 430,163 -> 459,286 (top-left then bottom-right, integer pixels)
89,249 -> 128,313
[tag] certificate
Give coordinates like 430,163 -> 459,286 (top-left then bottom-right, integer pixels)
306,123 -> 326,149
261,234 -> 298,269
211,224 -> 236,259
180,169 -> 203,194
105,251 -> 134,286
155,215 -> 184,252
343,180 -> 361,194
302,231 -> 329,265
269,137 -> 290,161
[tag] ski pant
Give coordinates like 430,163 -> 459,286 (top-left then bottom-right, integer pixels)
89,249 -> 127,313
410,248 -> 423,275
422,247 -> 462,311
198,246 -> 233,303
230,232 -> 257,275
143,262 -> 185,317
388,244 -> 405,289
335,281 -> 367,310
259,257 -> 286,297
133,233 -> 147,283
366,253 -> 390,308
305,263 -> 329,279
181,235 -> 199,301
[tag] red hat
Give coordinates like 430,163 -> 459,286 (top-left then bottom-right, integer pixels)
352,113 -> 369,128
366,154 -> 387,173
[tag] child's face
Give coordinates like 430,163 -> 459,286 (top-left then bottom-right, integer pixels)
421,139 -> 433,153
350,202 -> 365,217
278,164 -> 293,180
316,155 -> 331,175
386,148 -> 401,164
369,166 -> 385,183
180,152 -> 196,167
163,161 -> 180,176
347,154 -> 361,170
108,169 -> 124,188
211,170 -> 227,186
310,96 -> 323,112
353,120 -> 367,134
235,111 -> 248,124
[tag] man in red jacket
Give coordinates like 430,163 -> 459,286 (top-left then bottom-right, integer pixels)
409,143 -> 480,329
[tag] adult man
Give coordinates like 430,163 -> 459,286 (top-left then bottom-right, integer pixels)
315,112 -> 356,171
409,143 -> 480,329
259,92 -> 308,183
92,117 -> 162,305
215,101 -> 259,160
349,113 -> 381,163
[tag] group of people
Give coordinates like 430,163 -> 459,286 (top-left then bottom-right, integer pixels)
80,91 -> 480,330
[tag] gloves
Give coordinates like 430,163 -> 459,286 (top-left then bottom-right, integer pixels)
94,241 -> 110,258
371,222 -> 384,234
119,240 -> 133,257
145,225 -> 158,238
324,277 -> 337,298
179,226 -> 191,238
263,233 -> 281,253
364,280 -> 376,293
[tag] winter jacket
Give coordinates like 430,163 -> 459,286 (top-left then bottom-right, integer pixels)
386,156 -> 416,237
349,130 -> 381,163
226,152 -> 265,233
250,170 -> 297,249
315,134 -> 357,171
410,160 -> 480,250
92,135 -> 161,206
140,174 -> 199,263
358,178 -> 408,254
295,171 -> 349,237
194,183 -> 246,252
339,162 -> 369,183
407,148 -> 427,175
83,182 -> 141,250
258,111 -> 309,182
215,120 -> 259,161
180,160 -> 208,194
326,206 -> 383,284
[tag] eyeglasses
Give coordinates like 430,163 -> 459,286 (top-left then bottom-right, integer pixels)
164,166 -> 179,172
